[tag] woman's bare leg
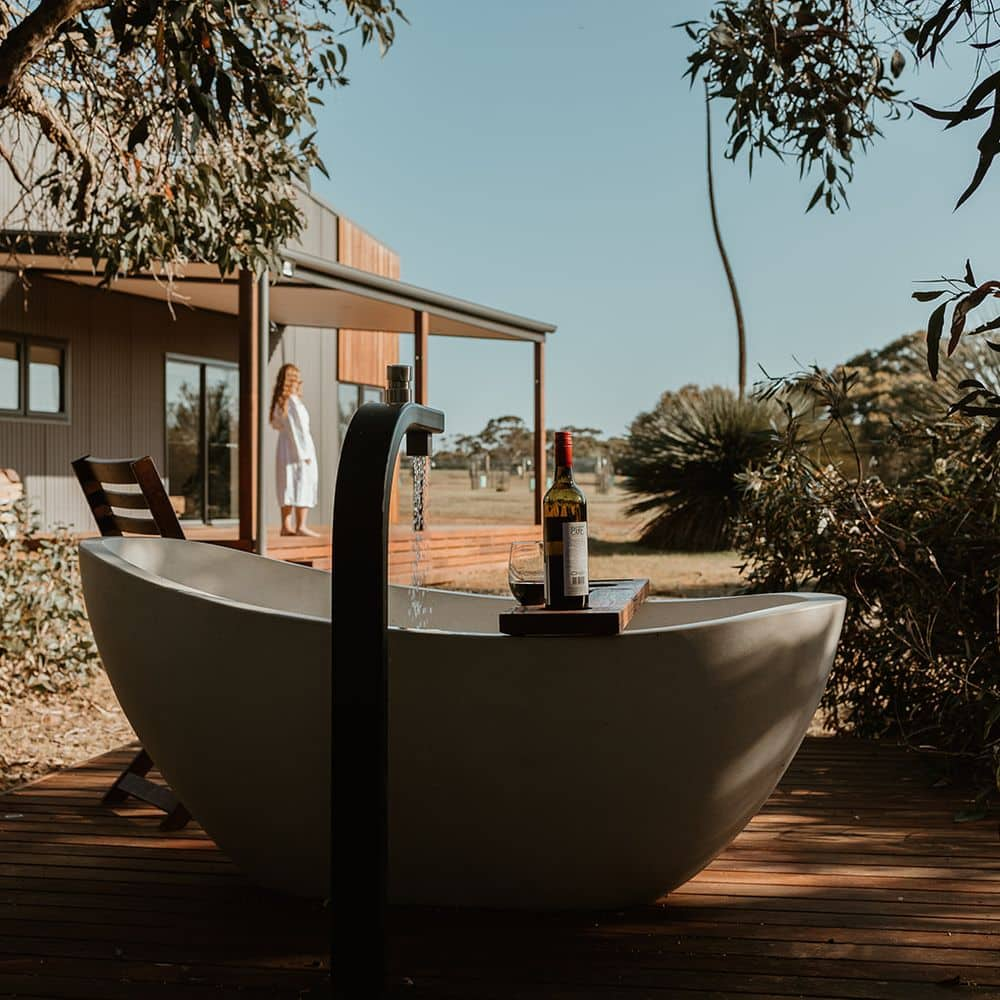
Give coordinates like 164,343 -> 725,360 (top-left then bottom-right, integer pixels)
280,505 -> 295,535
295,507 -> 320,537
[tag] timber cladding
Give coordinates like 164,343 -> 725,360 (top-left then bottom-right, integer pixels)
336,216 -> 400,387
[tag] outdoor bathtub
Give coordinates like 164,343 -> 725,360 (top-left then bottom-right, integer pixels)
79,536 -> 845,909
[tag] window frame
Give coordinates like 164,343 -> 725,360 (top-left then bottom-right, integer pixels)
338,380 -> 384,443
0,335 -> 22,416
0,333 -> 70,423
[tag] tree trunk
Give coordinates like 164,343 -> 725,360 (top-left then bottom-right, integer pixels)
0,0 -> 107,103
705,85 -> 747,400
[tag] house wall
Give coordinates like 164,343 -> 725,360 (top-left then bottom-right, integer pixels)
0,188 -> 401,534
337,215 -> 400,386
0,273 -> 237,530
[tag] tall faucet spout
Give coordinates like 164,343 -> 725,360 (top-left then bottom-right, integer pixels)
330,369 -> 444,997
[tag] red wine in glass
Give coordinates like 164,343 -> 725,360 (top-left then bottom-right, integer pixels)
510,579 -> 545,606
509,541 -> 545,606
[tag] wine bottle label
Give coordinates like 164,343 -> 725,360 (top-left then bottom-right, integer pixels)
562,522 -> 589,597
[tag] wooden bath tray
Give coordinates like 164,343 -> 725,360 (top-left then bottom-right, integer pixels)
499,578 -> 650,637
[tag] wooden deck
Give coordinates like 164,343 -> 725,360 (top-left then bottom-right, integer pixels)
0,738 -> 997,997
186,522 -> 539,582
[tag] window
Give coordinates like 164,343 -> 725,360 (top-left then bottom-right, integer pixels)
165,357 -> 239,523
0,334 -> 68,419
29,344 -> 64,414
338,383 -> 384,443
0,339 -> 19,412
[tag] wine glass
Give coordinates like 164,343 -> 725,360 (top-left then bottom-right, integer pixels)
508,541 -> 545,606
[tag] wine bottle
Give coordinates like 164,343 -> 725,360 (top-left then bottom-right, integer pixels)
543,430 -> 589,610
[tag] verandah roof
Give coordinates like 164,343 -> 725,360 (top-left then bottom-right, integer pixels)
0,237 -> 556,343
0,231 -> 554,551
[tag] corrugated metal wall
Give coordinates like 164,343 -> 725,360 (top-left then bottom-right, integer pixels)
0,273 -> 237,530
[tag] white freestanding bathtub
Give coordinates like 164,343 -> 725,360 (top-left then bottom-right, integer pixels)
79,536 -> 844,909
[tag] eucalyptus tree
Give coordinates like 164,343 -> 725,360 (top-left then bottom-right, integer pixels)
684,1 -> 1000,443
0,0 -> 402,280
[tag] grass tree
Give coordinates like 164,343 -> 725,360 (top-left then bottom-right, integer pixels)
618,386 -> 776,551
0,0 -> 403,280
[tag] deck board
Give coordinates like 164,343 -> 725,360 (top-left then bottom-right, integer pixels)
0,738 -> 997,997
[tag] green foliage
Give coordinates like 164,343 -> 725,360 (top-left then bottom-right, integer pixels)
473,416 -> 534,466
737,369 -> 1000,792
681,1 -> 909,212
837,329 -> 1000,426
913,260 -> 1000,449
435,420 -> 618,474
687,3 -> 1000,451
762,331 -> 1000,480
438,416 -> 534,470
0,499 -> 99,697
0,0 -> 403,280
685,2 -> 1000,211
618,386 -> 777,551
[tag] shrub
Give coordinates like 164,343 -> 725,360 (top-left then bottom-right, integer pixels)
737,369 -> 1000,797
618,386 -> 778,550
826,331 -> 1000,481
0,499 -> 99,698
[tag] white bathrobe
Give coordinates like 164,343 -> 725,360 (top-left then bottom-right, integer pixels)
271,395 -> 318,508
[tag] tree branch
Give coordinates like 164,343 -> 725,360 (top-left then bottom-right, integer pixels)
0,139 -> 28,190
0,0 -> 108,104
16,77 -> 94,220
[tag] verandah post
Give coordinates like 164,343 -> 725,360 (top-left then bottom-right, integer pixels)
533,339 -> 545,525
237,269 -> 259,549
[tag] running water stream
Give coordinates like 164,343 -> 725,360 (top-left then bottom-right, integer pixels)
407,455 -> 430,627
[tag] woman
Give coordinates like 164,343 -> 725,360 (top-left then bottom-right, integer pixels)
269,363 -> 319,536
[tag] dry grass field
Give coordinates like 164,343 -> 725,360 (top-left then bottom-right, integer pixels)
399,466 -> 746,597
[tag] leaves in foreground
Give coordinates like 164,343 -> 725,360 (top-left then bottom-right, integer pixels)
737,365 -> 1000,800
0,499 -> 100,699
916,260 -> 1000,449
0,1 -> 404,281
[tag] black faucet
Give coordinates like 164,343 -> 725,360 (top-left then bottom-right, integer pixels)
330,364 -> 444,997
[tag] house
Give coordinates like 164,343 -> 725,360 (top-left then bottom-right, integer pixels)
0,189 -> 554,563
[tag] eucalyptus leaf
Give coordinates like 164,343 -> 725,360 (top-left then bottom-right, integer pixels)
927,301 -> 947,379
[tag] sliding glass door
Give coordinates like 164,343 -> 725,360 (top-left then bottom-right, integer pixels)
165,357 -> 239,523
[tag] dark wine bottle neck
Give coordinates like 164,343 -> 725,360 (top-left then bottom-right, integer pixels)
554,463 -> 575,483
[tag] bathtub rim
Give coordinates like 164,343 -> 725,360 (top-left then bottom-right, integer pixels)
79,536 -> 845,638
392,588 -> 845,638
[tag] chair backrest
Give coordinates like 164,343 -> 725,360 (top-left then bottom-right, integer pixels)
72,455 -> 185,539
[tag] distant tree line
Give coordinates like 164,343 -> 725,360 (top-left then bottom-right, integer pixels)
433,416 -> 623,473
616,333 -> 1000,551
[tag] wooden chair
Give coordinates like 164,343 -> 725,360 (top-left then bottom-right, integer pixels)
72,455 -> 192,831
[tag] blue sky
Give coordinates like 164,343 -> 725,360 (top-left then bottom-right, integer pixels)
313,0 -> 1000,439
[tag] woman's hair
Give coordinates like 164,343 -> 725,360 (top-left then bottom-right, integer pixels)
270,363 -> 302,420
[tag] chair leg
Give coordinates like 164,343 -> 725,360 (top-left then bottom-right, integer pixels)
160,801 -> 193,832
103,748 -> 153,806
103,747 -> 192,830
